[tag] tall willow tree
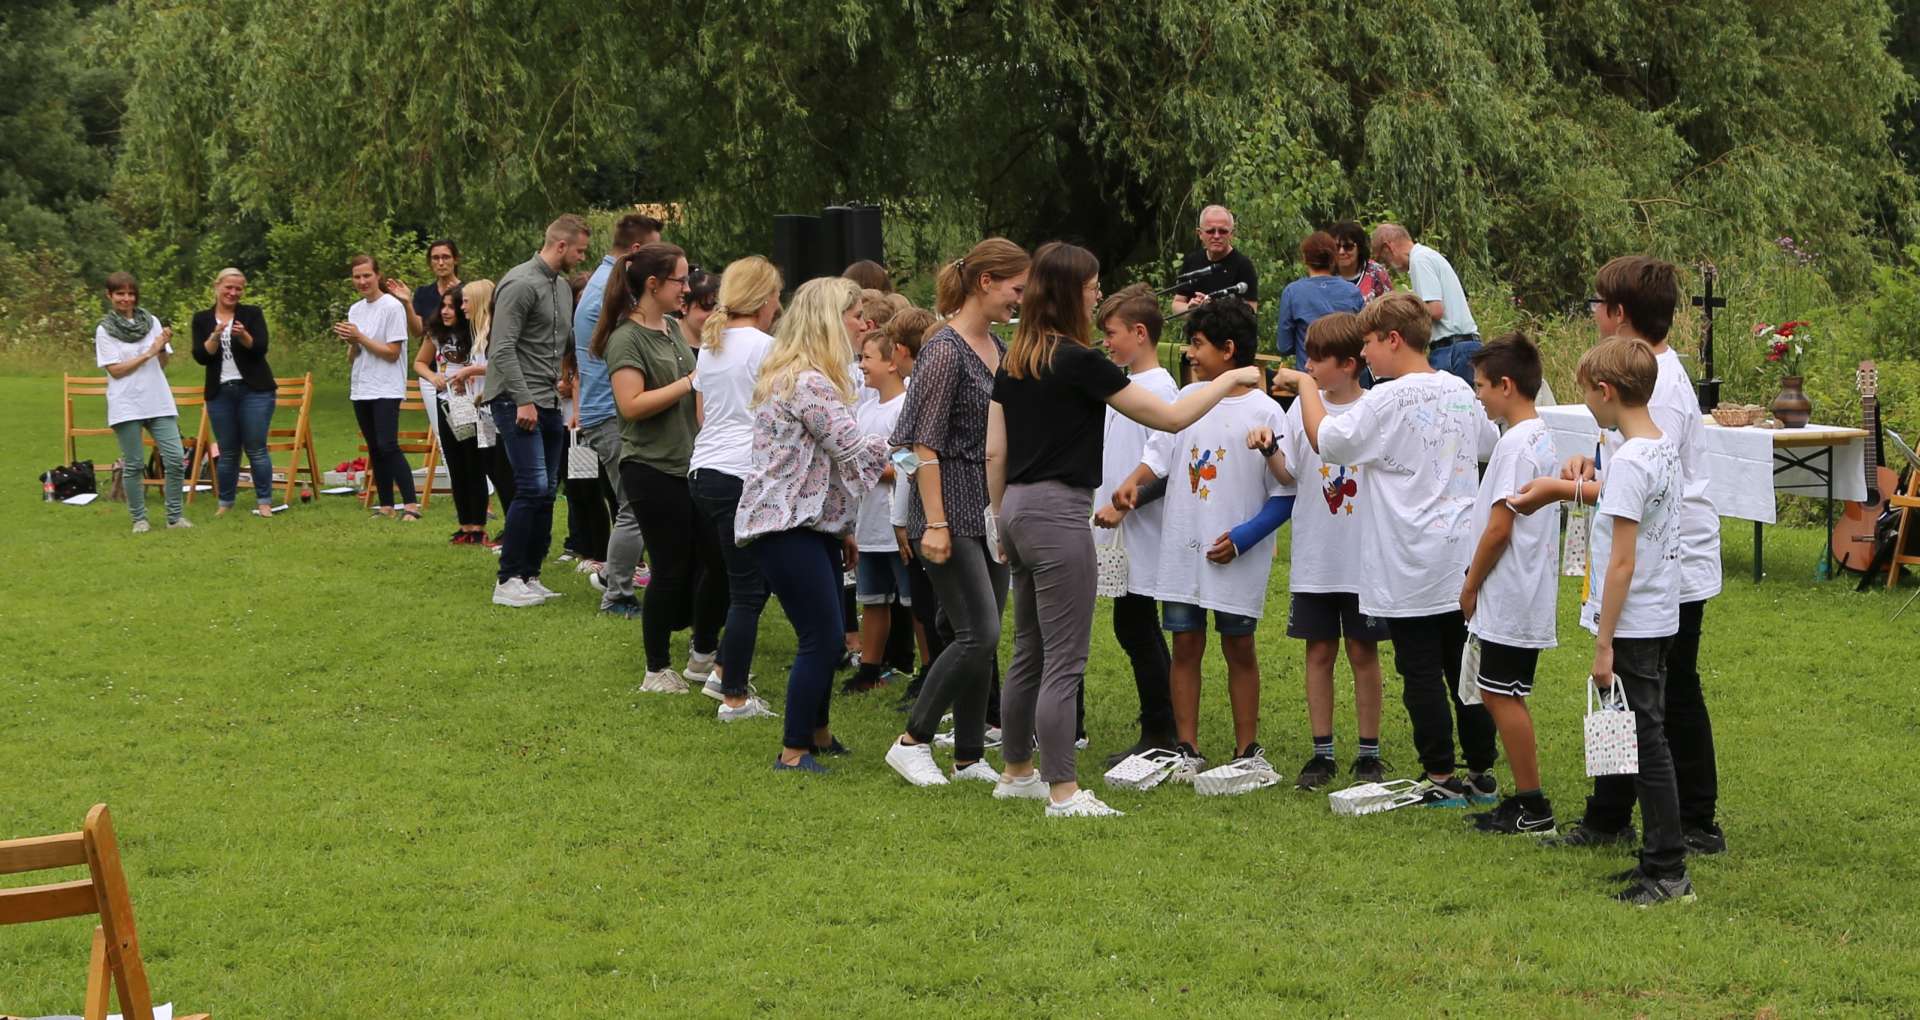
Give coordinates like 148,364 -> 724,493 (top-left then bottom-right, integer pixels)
118,0 -> 1913,314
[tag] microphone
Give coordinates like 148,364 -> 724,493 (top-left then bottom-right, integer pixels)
1175,265 -> 1218,283
1206,281 -> 1248,300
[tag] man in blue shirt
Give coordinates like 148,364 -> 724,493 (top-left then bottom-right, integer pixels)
575,213 -> 662,616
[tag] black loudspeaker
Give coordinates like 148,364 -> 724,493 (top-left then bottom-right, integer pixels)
772,214 -> 822,289
819,206 -> 852,281
844,205 -> 884,266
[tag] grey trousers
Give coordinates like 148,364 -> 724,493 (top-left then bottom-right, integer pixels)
906,534 -> 1009,762
998,481 -> 1096,783
113,416 -> 184,524
582,417 -> 644,607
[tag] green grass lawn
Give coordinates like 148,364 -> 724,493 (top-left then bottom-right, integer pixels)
3,368 -> 1916,1017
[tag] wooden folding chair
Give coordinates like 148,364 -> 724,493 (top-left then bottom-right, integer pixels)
0,805 -> 209,1020
1887,470 -> 1920,590
63,377 -> 210,503
142,386 -> 212,505
60,375 -> 115,469
359,396 -> 440,511
264,374 -> 322,505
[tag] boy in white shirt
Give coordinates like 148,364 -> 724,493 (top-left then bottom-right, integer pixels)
1459,334 -> 1561,835
885,308 -> 945,710
1091,285 -> 1182,764
1246,312 -> 1389,790
1510,337 -> 1694,905
1552,256 -> 1726,855
1114,298 -> 1289,781
1271,292 -> 1499,807
849,331 -> 911,693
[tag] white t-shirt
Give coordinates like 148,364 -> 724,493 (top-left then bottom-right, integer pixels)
689,326 -> 775,478
94,320 -> 176,426
1319,371 -> 1498,618
854,391 -> 907,551
1583,435 -> 1682,639
216,320 -> 241,383
1142,388 -> 1286,618
347,294 -> 409,401
1097,366 -> 1178,595
1280,394 -> 1366,593
889,377 -> 915,529
1407,243 -> 1478,339
1468,417 -> 1560,649
1598,347 -> 1721,602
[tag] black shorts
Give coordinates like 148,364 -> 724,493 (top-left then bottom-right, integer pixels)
1285,592 -> 1390,642
1474,638 -> 1541,698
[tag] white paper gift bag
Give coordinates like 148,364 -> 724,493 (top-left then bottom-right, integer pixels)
1584,676 -> 1638,777
1092,519 -> 1129,598
1458,635 -> 1484,706
1562,504 -> 1591,578
566,427 -> 599,480
445,393 -> 479,441
475,406 -> 498,449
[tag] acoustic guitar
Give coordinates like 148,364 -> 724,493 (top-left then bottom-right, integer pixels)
1832,361 -> 1899,572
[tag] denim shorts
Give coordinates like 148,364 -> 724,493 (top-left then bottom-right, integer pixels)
855,550 -> 913,606
1161,600 -> 1258,637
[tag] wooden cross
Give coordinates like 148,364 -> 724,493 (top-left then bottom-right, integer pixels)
1692,266 -> 1726,408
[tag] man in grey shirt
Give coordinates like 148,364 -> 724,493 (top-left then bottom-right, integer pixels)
486,214 -> 592,608
1372,222 -> 1481,385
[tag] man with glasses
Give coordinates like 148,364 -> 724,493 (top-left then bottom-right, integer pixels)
1370,222 -> 1480,384
1173,206 -> 1260,315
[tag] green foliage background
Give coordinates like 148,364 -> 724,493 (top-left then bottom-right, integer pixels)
6,0 -> 1920,439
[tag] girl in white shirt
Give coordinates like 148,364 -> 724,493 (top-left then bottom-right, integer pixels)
333,254 -> 419,519
94,272 -> 187,533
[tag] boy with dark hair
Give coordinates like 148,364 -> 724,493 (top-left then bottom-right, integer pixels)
1460,333 -> 1561,834
1272,290 -> 1500,806
1114,296 -> 1291,783
1511,336 -> 1695,904
1247,311 -> 1390,789
1092,284 -> 1181,762
1552,256 -> 1726,854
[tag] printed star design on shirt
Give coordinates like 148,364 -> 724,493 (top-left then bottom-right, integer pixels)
1187,444 -> 1225,499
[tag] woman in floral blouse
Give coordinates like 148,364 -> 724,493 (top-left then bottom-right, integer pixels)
735,277 -> 891,772
1329,220 -> 1394,301
884,237 -> 1032,788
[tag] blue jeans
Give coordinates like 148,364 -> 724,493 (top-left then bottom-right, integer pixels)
490,400 -> 565,584
1427,334 -> 1482,386
749,528 -> 845,751
691,468 -> 769,697
206,382 -> 276,507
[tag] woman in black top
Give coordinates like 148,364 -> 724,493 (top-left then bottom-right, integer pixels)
414,285 -> 495,545
985,243 -> 1262,816
190,268 -> 277,516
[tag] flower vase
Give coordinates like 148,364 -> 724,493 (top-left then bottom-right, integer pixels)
1771,376 -> 1812,428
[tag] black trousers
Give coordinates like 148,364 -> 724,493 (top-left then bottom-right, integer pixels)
1385,611 -> 1497,776
1585,599 -> 1719,831
1114,592 -> 1174,733
352,398 -> 416,507
1599,635 -> 1687,879
621,459 -> 726,672
435,412 -> 492,527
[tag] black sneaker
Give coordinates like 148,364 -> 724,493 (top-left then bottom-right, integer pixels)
1468,796 -> 1558,836
1414,776 -> 1471,807
1542,822 -> 1637,849
1294,755 -> 1339,791
1350,755 -> 1389,784
1465,771 -> 1500,805
1684,823 -> 1728,856
1604,865 -> 1643,884
813,737 -> 852,757
1613,872 -> 1696,906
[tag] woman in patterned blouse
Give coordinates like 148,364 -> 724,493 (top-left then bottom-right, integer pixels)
1330,220 -> 1395,302
884,238 -> 1032,788
735,277 -> 891,772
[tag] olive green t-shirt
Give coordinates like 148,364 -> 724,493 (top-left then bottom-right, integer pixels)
602,317 -> 699,473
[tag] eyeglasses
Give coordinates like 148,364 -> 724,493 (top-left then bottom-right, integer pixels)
1200,228 -> 1233,236
664,275 -> 688,285
1335,242 -> 1357,251
1585,296 -> 1605,310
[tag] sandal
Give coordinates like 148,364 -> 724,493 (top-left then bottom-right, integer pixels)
398,508 -> 423,522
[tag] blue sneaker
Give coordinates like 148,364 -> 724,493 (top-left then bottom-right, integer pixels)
774,753 -> 830,774
1466,771 -> 1500,805
599,598 -> 642,620
1414,776 -> 1471,807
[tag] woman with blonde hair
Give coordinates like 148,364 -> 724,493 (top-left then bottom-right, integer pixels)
687,255 -> 784,720
190,267 -> 277,517
458,279 -> 517,531
735,276 -> 891,771
885,237 -> 1029,788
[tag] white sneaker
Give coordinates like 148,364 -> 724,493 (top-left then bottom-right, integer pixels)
167,517 -> 193,529
1168,746 -> 1209,785
492,578 -> 543,608
702,674 -> 757,702
952,760 -> 1002,783
589,570 -> 608,592
683,651 -> 718,683
717,696 -> 778,722
1075,736 -> 1090,750
131,519 -> 151,534
575,558 -> 602,575
993,773 -> 1049,800
933,726 -> 1003,749
1046,790 -> 1125,818
639,668 -> 690,694
523,578 -> 563,601
885,740 -> 949,787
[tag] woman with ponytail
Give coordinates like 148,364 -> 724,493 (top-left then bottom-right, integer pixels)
460,279 -> 517,529
884,237 -> 1030,788
735,277 -> 892,771
591,244 -> 727,694
687,256 -> 783,720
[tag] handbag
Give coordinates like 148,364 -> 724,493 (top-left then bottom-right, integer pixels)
445,392 -> 479,441
1583,676 -> 1638,777
1092,517 -> 1129,598
475,405 -> 498,449
566,427 -> 599,480
1457,635 -> 1484,706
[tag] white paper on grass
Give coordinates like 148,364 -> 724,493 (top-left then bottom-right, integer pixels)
320,486 -> 357,495
60,492 -> 99,506
271,504 -> 291,513
105,1005 -> 173,1020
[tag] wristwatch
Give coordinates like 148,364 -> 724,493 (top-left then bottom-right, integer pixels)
1259,438 -> 1280,459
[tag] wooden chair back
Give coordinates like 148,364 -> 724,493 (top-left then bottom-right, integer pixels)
359,396 -> 440,510
264,374 -> 322,505
0,805 -> 209,1020
1887,469 -> 1920,590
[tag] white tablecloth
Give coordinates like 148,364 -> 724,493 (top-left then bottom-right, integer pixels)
1536,406 -> 1866,525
